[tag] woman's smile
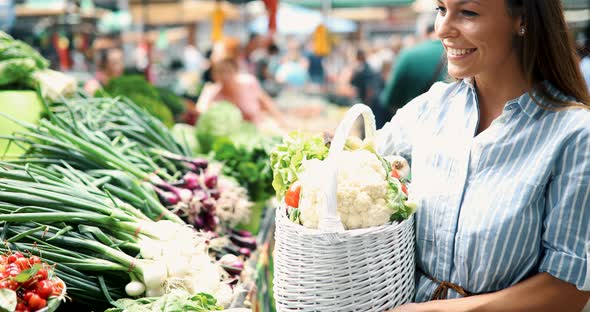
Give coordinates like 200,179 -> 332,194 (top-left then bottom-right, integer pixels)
445,46 -> 477,60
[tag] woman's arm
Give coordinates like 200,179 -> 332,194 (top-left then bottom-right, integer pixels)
195,83 -> 220,115
392,273 -> 590,312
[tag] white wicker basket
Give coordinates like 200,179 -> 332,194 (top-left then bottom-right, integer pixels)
273,104 -> 415,312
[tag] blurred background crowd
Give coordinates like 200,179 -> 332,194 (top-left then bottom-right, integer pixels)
1,0 -> 589,134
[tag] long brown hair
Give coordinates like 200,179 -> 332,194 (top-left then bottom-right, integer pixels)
507,0 -> 590,109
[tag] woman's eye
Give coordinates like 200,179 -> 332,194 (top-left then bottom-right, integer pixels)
461,10 -> 479,17
435,6 -> 447,15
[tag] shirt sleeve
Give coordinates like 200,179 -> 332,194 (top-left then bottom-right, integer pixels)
539,126 -> 590,290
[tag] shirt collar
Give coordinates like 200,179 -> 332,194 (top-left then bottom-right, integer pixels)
461,78 -> 547,119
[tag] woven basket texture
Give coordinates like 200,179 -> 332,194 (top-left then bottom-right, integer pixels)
274,208 -> 415,311
273,104 -> 415,311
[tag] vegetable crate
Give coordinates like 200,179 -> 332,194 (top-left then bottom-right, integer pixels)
273,105 -> 415,311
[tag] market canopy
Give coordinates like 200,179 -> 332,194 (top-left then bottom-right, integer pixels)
283,0 -> 415,9
249,3 -> 356,34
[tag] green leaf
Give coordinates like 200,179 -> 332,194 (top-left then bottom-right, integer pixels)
0,288 -> 16,312
14,263 -> 41,283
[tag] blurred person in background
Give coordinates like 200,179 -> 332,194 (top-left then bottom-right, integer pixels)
196,57 -> 287,127
402,34 -> 418,49
276,40 -> 309,89
351,49 -> 386,136
390,35 -> 404,58
305,45 -> 326,86
368,39 -> 394,75
256,43 -> 282,97
351,49 -> 379,107
84,47 -> 124,95
379,20 -> 445,125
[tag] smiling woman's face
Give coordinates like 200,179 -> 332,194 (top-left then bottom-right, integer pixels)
435,0 -> 522,79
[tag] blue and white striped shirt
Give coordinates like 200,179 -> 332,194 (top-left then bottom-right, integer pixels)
377,79 -> 590,302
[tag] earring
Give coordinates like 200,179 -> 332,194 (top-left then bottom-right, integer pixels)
519,27 -> 526,36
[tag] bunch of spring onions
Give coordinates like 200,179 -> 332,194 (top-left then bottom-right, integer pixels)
0,162 -> 235,308
1,96 -> 253,234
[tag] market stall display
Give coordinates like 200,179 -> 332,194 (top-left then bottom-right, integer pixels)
0,33 -> 256,311
195,102 -> 279,234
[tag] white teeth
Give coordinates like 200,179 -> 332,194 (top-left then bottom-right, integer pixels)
448,48 -> 475,56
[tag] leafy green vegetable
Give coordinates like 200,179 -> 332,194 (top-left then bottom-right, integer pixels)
195,102 -> 243,153
104,290 -> 223,312
0,31 -> 75,100
269,131 -> 329,199
0,58 -> 37,86
0,35 -> 49,70
212,134 -> 278,203
14,264 -> 41,283
156,86 -> 186,117
0,289 -> 16,312
377,155 -> 417,222
102,75 -> 175,127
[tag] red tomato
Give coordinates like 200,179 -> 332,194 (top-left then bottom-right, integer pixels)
13,252 -> 24,259
8,268 -> 20,277
27,294 -> 46,311
0,280 -> 18,290
401,184 -> 408,195
36,280 -> 53,299
23,291 -> 35,302
391,169 -> 401,179
284,181 -> 301,208
15,258 -> 30,270
28,256 -> 41,265
35,268 -> 48,281
7,255 -> 17,264
16,302 -> 27,311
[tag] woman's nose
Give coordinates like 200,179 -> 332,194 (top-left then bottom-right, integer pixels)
435,14 -> 457,40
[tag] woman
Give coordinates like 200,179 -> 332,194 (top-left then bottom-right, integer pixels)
377,1 -> 590,311
196,57 -> 287,127
84,48 -> 124,95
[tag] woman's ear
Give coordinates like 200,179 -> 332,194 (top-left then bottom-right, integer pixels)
514,15 -> 525,36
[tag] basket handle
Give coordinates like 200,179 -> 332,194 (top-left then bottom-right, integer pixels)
318,104 -> 377,232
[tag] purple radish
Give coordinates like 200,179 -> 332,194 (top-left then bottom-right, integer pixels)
204,175 -> 218,189
239,248 -> 251,257
231,229 -> 253,238
153,187 -> 180,205
191,159 -> 208,170
182,172 -> 201,190
193,190 -> 208,202
209,190 -> 221,200
201,198 -> 216,212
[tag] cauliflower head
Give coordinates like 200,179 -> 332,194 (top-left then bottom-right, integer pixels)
298,150 -> 394,230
